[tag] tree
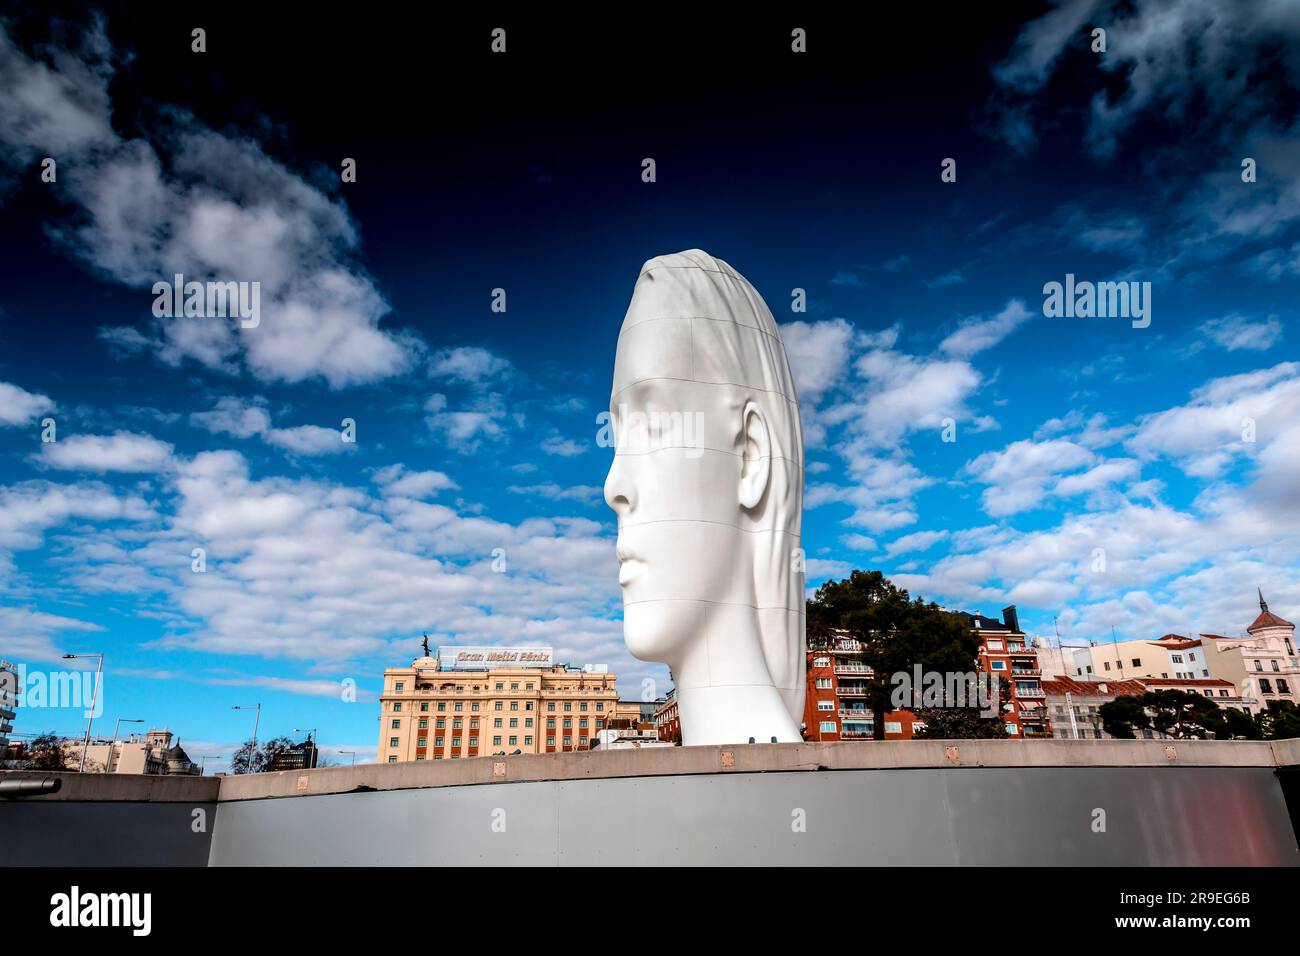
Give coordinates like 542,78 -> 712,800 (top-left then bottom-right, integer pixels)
1257,700 -> 1300,740
24,732 -> 66,770
807,570 -> 986,740
1144,689 -> 1224,739
230,735 -> 295,774
1214,707 -> 1260,740
1098,694 -> 1150,739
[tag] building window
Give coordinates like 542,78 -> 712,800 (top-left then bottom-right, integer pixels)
1171,654 -> 1183,663
509,718 -> 518,728
454,702 -> 463,711
1278,679 -> 1291,695
1131,658 -> 1141,667
470,736 -> 478,747
388,756 -> 397,763
493,736 -> 502,746
1188,652 -> 1197,661
508,736 -> 517,746
884,722 -> 902,735
395,681 -> 405,692
580,718 -> 588,729
437,702 -> 445,712
415,755 -> 425,761
393,702 -> 402,712
1272,660 -> 1281,671
547,718 -> 555,728
595,702 -> 603,711
470,719 -> 479,729
596,719 -> 603,728
510,701 -> 519,711
389,737 -> 399,747
391,718 -> 400,729
419,718 -> 428,729
493,718 -> 502,728
548,702 -> 556,712
420,703 -> 428,712
525,718 -> 533,728
1218,689 -> 1229,697
1260,679 -> 1273,694
495,683 -> 504,690
417,737 -> 426,747
452,737 -> 460,747
453,719 -> 462,729
547,737 -> 555,747
1103,661 -> 1111,671
564,718 -> 572,729
819,721 -> 837,733
436,719 -> 445,729
990,660 -> 1006,671
986,640 -> 1003,651
816,678 -> 832,689
818,701 -> 834,711
526,683 -> 534,690
564,703 -> 572,711
435,737 -> 444,747
814,656 -> 830,667
495,702 -> 503,711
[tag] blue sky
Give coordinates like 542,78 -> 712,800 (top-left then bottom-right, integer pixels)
1,2 -> 1298,769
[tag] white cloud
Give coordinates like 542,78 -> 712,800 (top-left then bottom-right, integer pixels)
428,346 -> 512,385
424,393 -> 507,454
191,397 -> 351,456
541,434 -> 586,457
0,23 -> 419,388
1201,315 -> 1283,352
0,381 -> 55,426
372,464 -> 458,499
885,530 -> 950,557
938,299 -> 1033,359
37,431 -> 175,473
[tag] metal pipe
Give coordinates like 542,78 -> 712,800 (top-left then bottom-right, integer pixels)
0,778 -> 63,796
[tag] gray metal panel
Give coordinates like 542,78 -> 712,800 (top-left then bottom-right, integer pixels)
0,801 -> 215,866
208,767 -> 1299,867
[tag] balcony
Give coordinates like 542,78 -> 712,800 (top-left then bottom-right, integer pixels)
1014,687 -> 1046,698
1010,668 -> 1041,677
837,686 -> 868,697
834,664 -> 873,676
1018,709 -> 1047,722
838,710 -> 872,721
1007,646 -> 1037,656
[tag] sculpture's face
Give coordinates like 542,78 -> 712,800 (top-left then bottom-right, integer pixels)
604,366 -> 747,665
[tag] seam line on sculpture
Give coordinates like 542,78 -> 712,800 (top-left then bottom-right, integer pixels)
622,597 -> 805,611
611,448 -> 801,465
616,314 -> 786,348
617,518 -> 802,535
609,376 -> 800,405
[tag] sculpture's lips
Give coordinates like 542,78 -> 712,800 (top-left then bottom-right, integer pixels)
616,543 -> 643,586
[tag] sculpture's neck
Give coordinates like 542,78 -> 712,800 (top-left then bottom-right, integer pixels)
674,684 -> 801,746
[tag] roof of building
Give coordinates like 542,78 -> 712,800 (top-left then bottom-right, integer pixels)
1042,676 -> 1146,698
1137,677 -> 1235,688
1248,591 -> 1293,632
1150,634 -> 1201,649
1248,609 -> 1294,632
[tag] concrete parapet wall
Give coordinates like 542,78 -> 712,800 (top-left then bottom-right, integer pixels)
4,740 -> 1299,866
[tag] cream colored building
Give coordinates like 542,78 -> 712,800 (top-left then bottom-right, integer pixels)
378,646 -> 619,762
1069,633 -> 1213,681
1199,593 -> 1297,715
60,728 -> 200,774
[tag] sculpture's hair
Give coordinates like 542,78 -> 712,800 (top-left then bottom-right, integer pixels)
631,250 -> 806,723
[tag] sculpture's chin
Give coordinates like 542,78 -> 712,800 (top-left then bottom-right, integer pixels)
622,600 -> 685,664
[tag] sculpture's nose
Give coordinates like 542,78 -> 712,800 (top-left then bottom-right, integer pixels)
603,451 -> 636,516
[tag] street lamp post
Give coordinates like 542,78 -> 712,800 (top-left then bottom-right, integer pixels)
338,750 -> 357,766
109,717 -> 144,773
63,653 -> 103,773
232,704 -> 261,773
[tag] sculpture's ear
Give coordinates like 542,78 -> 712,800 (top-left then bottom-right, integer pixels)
738,400 -> 771,511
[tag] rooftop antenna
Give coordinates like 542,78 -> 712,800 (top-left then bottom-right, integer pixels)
1112,625 -> 1125,678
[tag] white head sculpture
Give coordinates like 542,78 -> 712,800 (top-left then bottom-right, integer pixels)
604,250 -> 806,745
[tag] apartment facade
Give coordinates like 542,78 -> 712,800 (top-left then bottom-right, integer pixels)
0,660 -> 16,753
802,605 -> 1050,740
1044,675 -> 1252,738
60,728 -> 200,774
1069,634 -> 1214,681
653,690 -> 681,744
378,646 -> 619,763
1199,593 -> 1298,715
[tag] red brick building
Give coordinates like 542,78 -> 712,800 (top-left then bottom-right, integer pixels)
801,605 -> 1051,740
